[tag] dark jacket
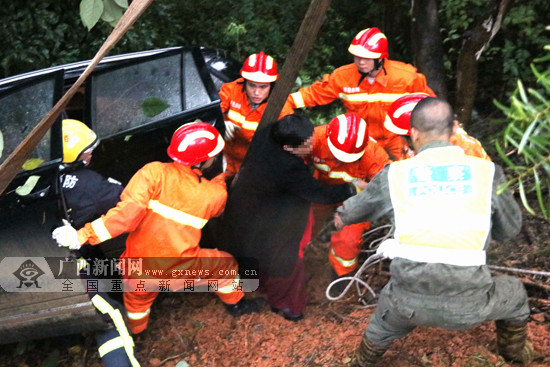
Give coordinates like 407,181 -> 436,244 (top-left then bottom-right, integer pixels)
60,168 -> 123,229
221,123 -> 355,277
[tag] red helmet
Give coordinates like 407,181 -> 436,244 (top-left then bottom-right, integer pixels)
240,51 -> 278,83
327,113 -> 369,163
384,93 -> 430,136
348,27 -> 389,59
167,122 -> 225,166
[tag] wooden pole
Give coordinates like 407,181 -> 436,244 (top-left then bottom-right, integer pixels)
257,0 -> 332,130
0,0 -> 154,195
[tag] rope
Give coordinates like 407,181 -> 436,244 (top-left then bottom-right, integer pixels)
488,265 -> 550,277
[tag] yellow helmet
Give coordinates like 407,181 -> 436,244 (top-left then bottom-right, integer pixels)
62,119 -> 99,163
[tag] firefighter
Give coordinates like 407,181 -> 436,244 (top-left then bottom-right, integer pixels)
53,122 -> 263,335
310,113 -> 390,279
59,119 -> 138,367
384,93 -> 491,160
287,27 -> 435,161
335,97 -> 532,366
219,51 -> 294,179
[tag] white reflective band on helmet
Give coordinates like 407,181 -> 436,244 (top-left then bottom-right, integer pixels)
393,103 -> 415,120
336,114 -> 348,144
339,92 -> 406,103
241,70 -> 277,83
208,135 -> 225,158
330,248 -> 357,268
384,114 -> 409,135
291,92 -> 305,108
348,45 -> 383,59
327,138 -> 365,163
178,130 -> 215,152
148,200 -> 208,229
91,218 -> 112,242
392,242 -> 486,266
126,308 -> 151,320
356,119 -> 366,148
367,32 -> 386,47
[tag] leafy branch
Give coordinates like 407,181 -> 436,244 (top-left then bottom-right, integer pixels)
80,0 -> 128,30
495,28 -> 550,219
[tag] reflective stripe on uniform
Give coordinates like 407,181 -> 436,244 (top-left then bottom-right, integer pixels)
217,274 -> 241,294
126,308 -> 151,320
227,110 -> 259,131
91,295 -> 140,367
91,218 -> 112,242
390,242 -> 486,266
291,91 -> 305,108
148,200 -> 208,229
339,92 -> 406,103
77,257 -> 88,271
314,164 -> 360,183
330,248 -> 357,268
98,336 -> 124,357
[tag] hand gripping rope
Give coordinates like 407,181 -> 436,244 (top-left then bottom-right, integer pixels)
325,223 -> 394,308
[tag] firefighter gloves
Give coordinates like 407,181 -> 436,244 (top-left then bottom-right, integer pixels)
52,219 -> 82,250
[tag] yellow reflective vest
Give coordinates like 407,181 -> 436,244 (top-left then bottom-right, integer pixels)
387,145 -> 494,266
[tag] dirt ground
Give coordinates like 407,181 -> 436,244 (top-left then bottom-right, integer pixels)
1,213 -> 549,367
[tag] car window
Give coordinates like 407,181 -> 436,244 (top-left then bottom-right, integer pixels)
90,53 -> 184,137
0,72 -> 62,166
183,51 -> 211,109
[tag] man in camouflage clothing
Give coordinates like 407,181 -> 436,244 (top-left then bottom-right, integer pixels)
335,97 -> 533,366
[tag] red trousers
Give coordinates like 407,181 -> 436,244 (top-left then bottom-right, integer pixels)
259,207 -> 313,315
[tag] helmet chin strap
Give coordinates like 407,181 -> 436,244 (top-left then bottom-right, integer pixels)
357,59 -> 386,86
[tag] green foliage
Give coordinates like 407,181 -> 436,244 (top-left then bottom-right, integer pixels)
141,97 -> 170,118
495,31 -> 550,220
80,0 -> 127,30
80,0 -> 103,30
1,0 -> 550,131
439,0 -> 550,108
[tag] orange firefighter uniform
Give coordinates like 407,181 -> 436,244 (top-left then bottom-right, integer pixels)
219,78 -> 294,177
77,162 -> 244,334
289,60 -> 435,160
450,127 -> 491,161
311,125 -> 391,276
401,128 -> 491,162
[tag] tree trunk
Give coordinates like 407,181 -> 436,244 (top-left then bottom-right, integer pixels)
454,0 -> 512,129
382,0 -> 397,56
257,0 -> 332,130
411,0 -> 448,99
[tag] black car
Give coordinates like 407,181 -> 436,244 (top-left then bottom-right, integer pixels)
0,46 -> 239,344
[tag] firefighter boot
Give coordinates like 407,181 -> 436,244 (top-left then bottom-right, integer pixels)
225,297 -> 265,317
350,335 -> 387,367
495,319 -> 534,364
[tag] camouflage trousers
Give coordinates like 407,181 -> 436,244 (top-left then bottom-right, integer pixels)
365,275 -> 530,348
